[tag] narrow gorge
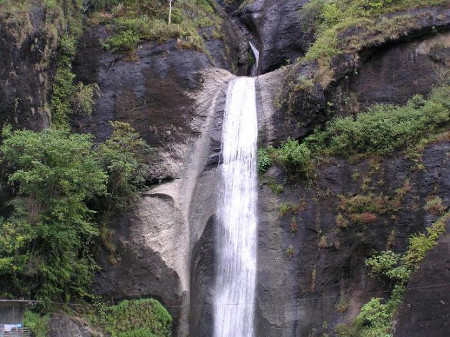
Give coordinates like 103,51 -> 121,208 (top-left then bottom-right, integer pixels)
0,0 -> 449,337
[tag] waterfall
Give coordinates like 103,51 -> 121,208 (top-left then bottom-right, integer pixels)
214,77 -> 258,337
249,42 -> 260,76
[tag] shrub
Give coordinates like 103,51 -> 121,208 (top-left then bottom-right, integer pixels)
352,284 -> 404,337
24,310 -> 49,337
0,124 -> 150,304
0,127 -> 107,303
97,122 -> 151,211
257,148 -> 273,173
305,85 -> 450,157
273,138 -> 312,178
90,299 -> 172,337
73,83 -> 100,115
104,29 -> 140,53
365,251 -> 401,277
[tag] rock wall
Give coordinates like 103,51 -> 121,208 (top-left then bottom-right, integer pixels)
0,5 -> 55,131
254,143 -> 450,336
48,313 -> 103,337
237,0 -> 311,73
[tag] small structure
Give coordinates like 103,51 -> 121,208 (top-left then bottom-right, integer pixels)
0,300 -> 32,337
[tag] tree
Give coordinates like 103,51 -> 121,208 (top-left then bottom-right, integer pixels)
96,121 -> 151,212
168,0 -> 173,25
0,127 -> 107,303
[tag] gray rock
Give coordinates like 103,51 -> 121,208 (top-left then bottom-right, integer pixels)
0,4 -> 52,131
255,143 -> 450,336
238,0 -> 311,73
48,313 -> 103,337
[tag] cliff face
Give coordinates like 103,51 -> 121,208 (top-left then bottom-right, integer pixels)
71,23 -> 236,335
1,0 -> 449,336
253,143 -> 450,336
0,4 -> 55,130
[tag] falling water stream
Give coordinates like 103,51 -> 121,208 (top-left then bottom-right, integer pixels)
249,42 -> 260,75
214,77 -> 258,337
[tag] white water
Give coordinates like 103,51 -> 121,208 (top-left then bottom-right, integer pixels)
214,77 -> 258,337
249,42 -> 260,75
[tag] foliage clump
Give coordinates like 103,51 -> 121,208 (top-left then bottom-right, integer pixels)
0,123 -> 150,305
24,310 -> 50,337
97,121 -> 151,211
305,86 -> 450,157
258,138 -> 312,179
96,0 -> 222,54
261,85 -> 450,178
257,148 -> 273,173
51,34 -> 99,128
89,299 -> 172,337
0,127 -> 107,303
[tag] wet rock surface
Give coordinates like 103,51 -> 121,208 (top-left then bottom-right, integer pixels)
238,0 -> 311,74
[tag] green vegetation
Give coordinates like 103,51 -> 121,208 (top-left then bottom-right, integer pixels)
89,299 -> 172,337
305,86 -> 450,157
0,123 -> 149,305
95,0 -> 222,54
24,310 -> 50,337
262,85 -> 450,178
51,35 -> 99,128
97,122 -> 151,212
424,196 -> 446,216
0,127 -> 107,303
299,0 -> 447,84
260,138 -> 312,179
257,148 -> 273,173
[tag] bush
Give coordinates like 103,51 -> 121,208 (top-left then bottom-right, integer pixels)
0,124 -> 150,304
24,310 -> 49,337
257,148 -> 273,173
305,85 -> 450,157
90,299 -> 172,337
97,122 -> 151,211
104,29 -> 140,53
274,138 -> 312,178
0,127 -> 107,302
